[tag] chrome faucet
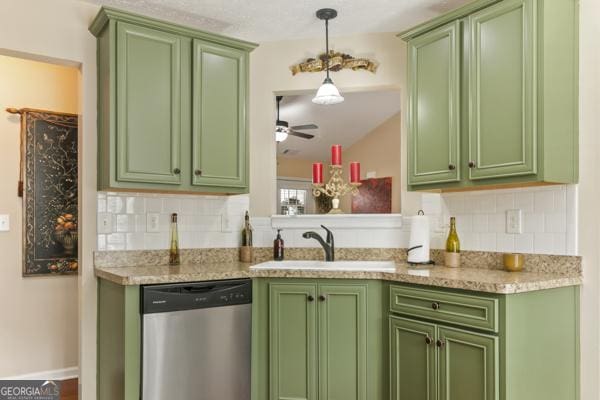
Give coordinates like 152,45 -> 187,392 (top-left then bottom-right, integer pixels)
302,225 -> 335,262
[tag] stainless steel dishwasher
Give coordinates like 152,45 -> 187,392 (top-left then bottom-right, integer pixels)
141,279 -> 252,400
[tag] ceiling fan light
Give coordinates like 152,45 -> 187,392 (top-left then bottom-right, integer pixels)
275,125 -> 289,142
312,78 -> 344,105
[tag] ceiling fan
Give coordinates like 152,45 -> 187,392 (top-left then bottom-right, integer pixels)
275,95 -> 318,142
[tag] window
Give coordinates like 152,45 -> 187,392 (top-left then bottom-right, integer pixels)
280,188 -> 307,215
277,178 -> 315,215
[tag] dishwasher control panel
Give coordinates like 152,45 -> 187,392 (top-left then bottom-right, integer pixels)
142,279 -> 252,314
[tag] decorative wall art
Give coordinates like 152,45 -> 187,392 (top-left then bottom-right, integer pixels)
290,50 -> 378,76
9,108 -> 79,276
351,177 -> 392,214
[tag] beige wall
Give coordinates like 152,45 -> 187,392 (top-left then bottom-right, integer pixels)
340,112 -> 401,213
0,56 -> 79,377
577,0 -> 600,396
277,156 -> 319,180
0,0 -> 99,395
249,32 -> 418,217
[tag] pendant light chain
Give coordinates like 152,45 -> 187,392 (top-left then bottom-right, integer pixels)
325,18 -> 330,80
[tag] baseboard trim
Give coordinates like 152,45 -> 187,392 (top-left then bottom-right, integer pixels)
1,366 -> 78,381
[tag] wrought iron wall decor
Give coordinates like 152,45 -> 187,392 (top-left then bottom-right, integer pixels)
8,108 -> 79,276
290,50 -> 378,76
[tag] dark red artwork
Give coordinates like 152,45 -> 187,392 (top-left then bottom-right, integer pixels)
351,177 -> 392,214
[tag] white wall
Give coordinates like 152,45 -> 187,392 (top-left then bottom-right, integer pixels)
0,0 -> 100,397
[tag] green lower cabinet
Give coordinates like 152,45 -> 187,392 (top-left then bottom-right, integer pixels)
390,317 -> 437,400
253,279 -> 384,400
269,283 -> 318,400
438,326 -> 498,400
318,284 -> 368,400
388,284 -> 579,400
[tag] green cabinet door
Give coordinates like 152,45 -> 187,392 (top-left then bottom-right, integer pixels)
318,284 -> 367,400
269,283 -> 318,400
390,316 -> 437,400
467,0 -> 536,180
116,22 -> 182,185
438,326 -> 498,400
408,21 -> 461,186
192,40 -> 248,189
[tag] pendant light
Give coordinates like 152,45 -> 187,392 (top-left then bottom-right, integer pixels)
312,8 -> 344,105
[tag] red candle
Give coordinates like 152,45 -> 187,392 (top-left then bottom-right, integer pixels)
350,162 -> 361,183
312,162 -> 323,184
331,144 -> 342,166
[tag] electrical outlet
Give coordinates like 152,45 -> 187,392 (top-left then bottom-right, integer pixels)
0,214 -> 10,232
97,213 -> 112,234
147,213 -> 161,233
506,209 -> 523,234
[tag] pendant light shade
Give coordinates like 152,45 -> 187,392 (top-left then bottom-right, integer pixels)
312,8 -> 344,105
313,77 -> 344,105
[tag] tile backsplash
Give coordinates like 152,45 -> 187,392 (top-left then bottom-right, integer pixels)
96,185 -> 576,256
97,192 -> 250,250
439,185 -> 576,255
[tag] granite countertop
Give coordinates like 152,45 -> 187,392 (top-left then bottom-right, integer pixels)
95,261 -> 582,294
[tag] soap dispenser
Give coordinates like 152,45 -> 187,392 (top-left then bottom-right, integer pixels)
274,229 -> 284,261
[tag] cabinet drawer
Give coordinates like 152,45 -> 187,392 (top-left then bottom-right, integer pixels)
390,285 -> 498,332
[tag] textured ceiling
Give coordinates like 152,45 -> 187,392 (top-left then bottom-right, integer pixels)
83,0 -> 471,42
277,90 -> 401,161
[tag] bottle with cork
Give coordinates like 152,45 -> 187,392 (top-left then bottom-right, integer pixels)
240,211 -> 253,263
169,213 -> 180,266
444,217 -> 460,268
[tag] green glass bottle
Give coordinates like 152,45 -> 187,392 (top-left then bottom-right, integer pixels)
169,213 -> 180,265
241,211 -> 253,246
446,217 -> 460,253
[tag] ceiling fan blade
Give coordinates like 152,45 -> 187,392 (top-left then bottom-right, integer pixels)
288,130 -> 315,139
290,124 -> 318,130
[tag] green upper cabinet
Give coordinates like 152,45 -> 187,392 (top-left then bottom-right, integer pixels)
401,0 -> 578,191
90,7 -> 257,194
192,41 -> 248,188
115,22 -> 183,185
467,0 -> 536,180
408,21 -> 461,186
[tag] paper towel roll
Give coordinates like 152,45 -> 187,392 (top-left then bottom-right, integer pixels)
407,214 -> 431,263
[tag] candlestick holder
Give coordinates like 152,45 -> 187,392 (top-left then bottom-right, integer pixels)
313,165 -> 361,214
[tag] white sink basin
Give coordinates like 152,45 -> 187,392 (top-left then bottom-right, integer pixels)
251,260 -> 396,272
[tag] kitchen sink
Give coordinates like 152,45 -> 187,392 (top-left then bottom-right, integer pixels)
250,260 -> 397,272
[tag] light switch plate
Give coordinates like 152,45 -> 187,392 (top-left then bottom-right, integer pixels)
506,209 -> 523,234
0,214 -> 9,231
147,213 -> 161,233
97,213 -> 112,234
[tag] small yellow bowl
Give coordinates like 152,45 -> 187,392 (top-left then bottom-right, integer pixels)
503,253 -> 524,272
